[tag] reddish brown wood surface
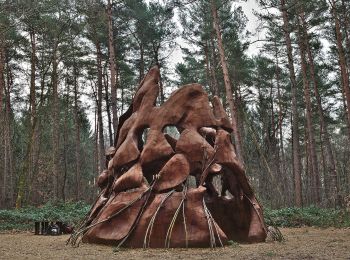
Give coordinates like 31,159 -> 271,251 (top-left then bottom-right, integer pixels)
75,66 -> 267,248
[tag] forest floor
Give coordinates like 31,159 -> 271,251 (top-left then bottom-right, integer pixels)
0,227 -> 350,259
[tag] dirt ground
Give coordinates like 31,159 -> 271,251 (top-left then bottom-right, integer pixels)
0,227 -> 349,260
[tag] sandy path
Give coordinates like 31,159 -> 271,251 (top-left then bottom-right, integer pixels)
1,227 -> 350,259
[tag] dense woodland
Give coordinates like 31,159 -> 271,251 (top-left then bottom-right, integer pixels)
0,0 -> 349,209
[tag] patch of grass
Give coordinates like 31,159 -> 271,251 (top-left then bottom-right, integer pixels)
264,206 -> 350,228
264,251 -> 277,257
0,201 -> 90,231
227,240 -> 240,247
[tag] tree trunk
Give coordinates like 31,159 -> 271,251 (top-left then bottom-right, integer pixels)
209,33 -> 219,97
107,0 -> 118,140
333,0 -> 350,201
103,68 -> 113,146
153,48 -> 164,104
297,16 -> 320,204
3,55 -> 14,207
280,0 -> 302,207
319,131 -> 327,197
28,57 -> 49,202
204,41 -> 213,95
94,107 -> 99,177
303,124 -> 312,205
96,40 -> 105,173
121,73 -> 124,112
0,43 -> 5,206
269,77 -> 282,206
29,30 -> 36,125
210,0 -> 243,163
0,44 -> 4,115
27,29 -> 38,204
300,8 -> 339,207
62,83 -> 70,202
73,61 -> 81,201
275,40 -> 286,183
52,44 -> 60,200
17,52 -> 49,207
139,43 -> 145,83
331,0 -> 350,140
341,0 -> 350,66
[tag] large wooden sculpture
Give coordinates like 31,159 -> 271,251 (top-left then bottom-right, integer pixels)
68,66 -> 267,248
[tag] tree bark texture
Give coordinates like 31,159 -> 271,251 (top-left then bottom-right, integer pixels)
73,61 -> 81,200
297,15 -> 320,204
107,0 -> 118,140
280,0 -> 302,207
210,0 -> 243,163
52,44 -> 60,200
103,69 -> 113,146
331,0 -> 350,139
299,8 -> 339,206
209,33 -> 219,97
0,44 -> 4,115
96,40 -> 105,173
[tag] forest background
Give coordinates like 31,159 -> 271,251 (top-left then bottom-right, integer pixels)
1,0 -> 350,212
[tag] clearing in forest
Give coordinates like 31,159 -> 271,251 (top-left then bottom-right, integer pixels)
0,227 -> 349,259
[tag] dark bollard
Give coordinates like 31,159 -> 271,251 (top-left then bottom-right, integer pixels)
34,222 -> 40,235
43,222 -> 49,235
56,221 -> 63,235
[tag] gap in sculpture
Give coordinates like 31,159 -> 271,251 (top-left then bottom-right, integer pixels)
68,66 -> 268,248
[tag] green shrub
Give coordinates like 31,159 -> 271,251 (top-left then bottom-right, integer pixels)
1,203 -> 350,231
0,201 -> 90,231
264,206 -> 350,228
